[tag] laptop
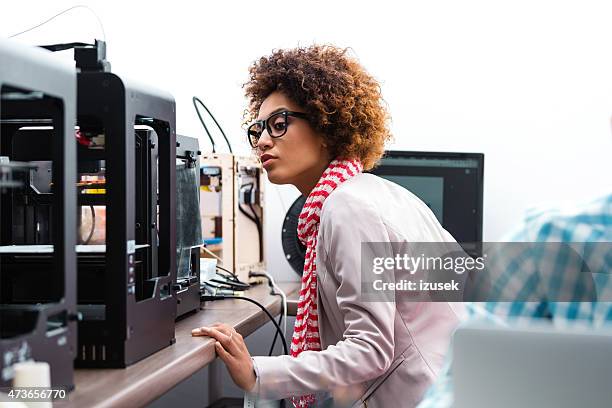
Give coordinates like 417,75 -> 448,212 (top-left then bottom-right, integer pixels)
453,321 -> 612,408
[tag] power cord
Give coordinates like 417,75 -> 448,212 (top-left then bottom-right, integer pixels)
250,272 -> 288,356
209,276 -> 250,291
201,294 -> 288,355
192,96 -> 233,153
269,311 -> 284,357
192,96 -> 216,153
216,264 -> 236,277
215,264 -> 248,283
201,265 -> 250,291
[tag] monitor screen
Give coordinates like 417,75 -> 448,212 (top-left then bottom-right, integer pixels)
369,151 -> 484,247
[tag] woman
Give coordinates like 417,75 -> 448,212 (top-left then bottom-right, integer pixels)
192,45 -> 464,407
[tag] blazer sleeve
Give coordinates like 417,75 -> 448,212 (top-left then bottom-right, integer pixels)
251,195 -> 396,400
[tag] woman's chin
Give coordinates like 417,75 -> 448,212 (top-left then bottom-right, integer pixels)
266,173 -> 283,184
265,169 -> 290,185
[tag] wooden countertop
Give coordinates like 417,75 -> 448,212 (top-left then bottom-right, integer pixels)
57,281 -> 300,408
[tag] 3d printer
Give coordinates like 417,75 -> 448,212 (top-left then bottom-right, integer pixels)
71,41 -> 177,367
200,153 -> 265,283
0,39 -> 78,388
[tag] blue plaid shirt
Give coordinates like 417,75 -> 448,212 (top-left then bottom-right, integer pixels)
417,193 -> 612,408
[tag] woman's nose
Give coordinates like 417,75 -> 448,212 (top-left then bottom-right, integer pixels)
256,130 -> 274,150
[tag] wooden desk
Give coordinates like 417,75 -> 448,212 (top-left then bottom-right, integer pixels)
57,282 -> 299,408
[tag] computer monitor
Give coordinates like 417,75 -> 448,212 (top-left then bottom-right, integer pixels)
369,150 -> 484,247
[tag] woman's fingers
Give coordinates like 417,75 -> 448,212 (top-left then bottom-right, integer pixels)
191,327 -> 206,336
215,341 -> 233,363
192,323 -> 231,336
192,326 -> 240,354
191,324 -> 255,391
191,323 -> 230,337
210,323 -> 233,333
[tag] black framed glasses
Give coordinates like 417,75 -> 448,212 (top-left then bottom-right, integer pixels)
247,110 -> 308,148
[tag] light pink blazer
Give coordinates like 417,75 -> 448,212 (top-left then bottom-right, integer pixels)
252,173 -> 465,407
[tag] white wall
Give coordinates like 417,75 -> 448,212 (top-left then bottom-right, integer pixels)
3,0 -> 612,283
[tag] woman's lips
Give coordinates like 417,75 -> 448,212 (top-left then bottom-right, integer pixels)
262,157 -> 277,168
260,154 -> 277,168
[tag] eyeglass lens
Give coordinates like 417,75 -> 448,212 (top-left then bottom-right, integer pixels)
248,112 -> 288,146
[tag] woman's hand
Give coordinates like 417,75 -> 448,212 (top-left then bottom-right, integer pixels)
191,323 -> 256,392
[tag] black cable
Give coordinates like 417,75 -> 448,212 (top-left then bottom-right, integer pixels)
209,277 -> 250,291
249,272 -> 285,356
201,295 -> 288,355
192,97 -> 216,153
238,204 -> 257,223
215,264 -> 241,280
213,266 -> 250,289
238,183 -> 263,262
192,96 -> 233,153
248,272 -> 273,287
268,306 -> 284,356
248,202 -> 264,262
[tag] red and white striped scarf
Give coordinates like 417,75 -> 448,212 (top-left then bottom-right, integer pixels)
291,158 -> 363,408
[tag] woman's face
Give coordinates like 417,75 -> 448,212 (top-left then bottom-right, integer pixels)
254,91 -> 330,194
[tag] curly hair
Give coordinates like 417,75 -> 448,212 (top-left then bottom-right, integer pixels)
244,45 -> 392,170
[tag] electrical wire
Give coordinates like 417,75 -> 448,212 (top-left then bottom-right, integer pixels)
212,265 -> 251,290
210,271 -> 250,290
192,97 -> 216,153
266,273 -> 288,343
216,264 -> 239,279
201,294 -> 288,355
248,202 -> 263,262
238,203 -> 257,223
209,278 -> 249,290
268,312 -> 284,356
250,272 -> 288,356
8,5 -> 106,41
238,183 -> 263,262
192,96 -> 233,153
